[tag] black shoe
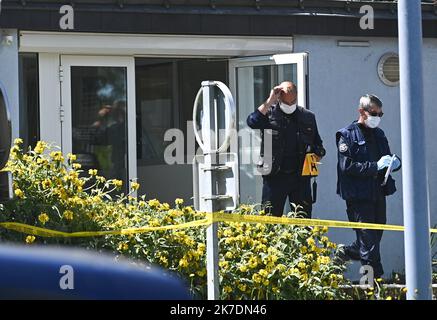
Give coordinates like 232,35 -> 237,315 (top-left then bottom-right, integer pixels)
333,244 -> 352,264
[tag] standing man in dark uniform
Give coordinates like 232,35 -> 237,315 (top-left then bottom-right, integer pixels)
336,94 -> 401,278
247,81 -> 326,218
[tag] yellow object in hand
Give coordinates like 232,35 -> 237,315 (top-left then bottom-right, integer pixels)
301,153 -> 320,177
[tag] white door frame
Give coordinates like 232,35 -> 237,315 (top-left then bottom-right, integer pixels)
228,53 -> 309,109
228,53 -> 309,204
40,54 -> 137,184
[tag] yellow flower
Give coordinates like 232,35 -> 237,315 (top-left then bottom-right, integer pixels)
10,145 -> 20,156
92,195 -> 102,204
276,264 -> 286,272
62,210 -> 74,221
328,242 -> 337,249
239,265 -> 248,273
159,256 -> 168,266
25,235 -> 35,244
248,256 -> 258,269
72,163 -> 82,170
179,258 -> 189,268
258,269 -> 268,277
312,263 -> 320,272
14,188 -> 24,199
117,243 -> 129,251
14,138 -> 23,145
113,179 -> 123,188
42,179 -> 51,189
183,206 -> 194,214
223,286 -> 232,294
131,182 -> 140,191
148,218 -> 160,227
175,198 -> 184,206
148,199 -> 160,209
252,273 -> 262,284
307,237 -> 316,246
50,151 -> 64,162
197,243 -> 206,252
38,213 -> 49,225
34,141 -> 46,154
318,256 -> 331,265
225,251 -> 234,259
298,262 -> 306,269
238,283 -> 247,292
219,261 -> 230,269
287,268 -> 300,277
160,203 -> 170,211
67,153 -> 77,162
196,269 -> 206,277
386,296 -> 392,300
300,246 -> 308,254
402,287 -> 408,293
88,169 -> 98,176
223,229 -> 233,237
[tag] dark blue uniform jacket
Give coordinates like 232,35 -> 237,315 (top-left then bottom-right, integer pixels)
247,104 -> 325,177
336,121 -> 399,201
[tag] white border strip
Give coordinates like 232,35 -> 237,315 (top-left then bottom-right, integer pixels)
19,31 -> 293,57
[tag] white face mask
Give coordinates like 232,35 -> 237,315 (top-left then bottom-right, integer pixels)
279,102 -> 297,114
365,115 -> 381,129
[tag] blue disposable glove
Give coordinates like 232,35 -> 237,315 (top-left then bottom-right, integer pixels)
392,156 -> 401,171
377,155 -> 392,170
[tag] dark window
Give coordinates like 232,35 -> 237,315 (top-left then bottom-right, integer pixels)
19,53 -> 40,149
135,58 -> 228,165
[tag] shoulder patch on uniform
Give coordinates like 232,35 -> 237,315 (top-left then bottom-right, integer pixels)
339,143 -> 348,153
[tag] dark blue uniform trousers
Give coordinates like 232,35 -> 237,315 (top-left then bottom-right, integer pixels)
345,196 -> 386,278
262,173 -> 312,218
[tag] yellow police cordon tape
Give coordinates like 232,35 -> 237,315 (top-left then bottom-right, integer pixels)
1,212 -> 436,238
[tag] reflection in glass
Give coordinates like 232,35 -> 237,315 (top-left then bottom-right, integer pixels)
71,67 -> 128,188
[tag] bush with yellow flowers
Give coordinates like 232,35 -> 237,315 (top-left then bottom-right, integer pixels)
0,139 -> 349,300
218,206 -> 348,300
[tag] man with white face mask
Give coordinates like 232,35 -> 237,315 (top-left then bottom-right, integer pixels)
247,81 -> 326,218
335,94 -> 401,279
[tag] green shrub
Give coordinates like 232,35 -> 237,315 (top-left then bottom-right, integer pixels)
0,139 -> 349,299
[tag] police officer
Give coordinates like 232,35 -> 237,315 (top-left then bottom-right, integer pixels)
247,81 -> 325,218
336,94 -> 401,278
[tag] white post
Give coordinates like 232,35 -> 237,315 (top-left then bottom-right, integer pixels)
193,81 -> 237,300
201,82 -> 220,300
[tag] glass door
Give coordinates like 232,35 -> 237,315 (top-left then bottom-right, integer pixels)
60,56 -> 137,190
229,53 -> 308,206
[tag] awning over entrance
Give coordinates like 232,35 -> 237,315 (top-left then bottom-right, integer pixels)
19,31 -> 293,57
